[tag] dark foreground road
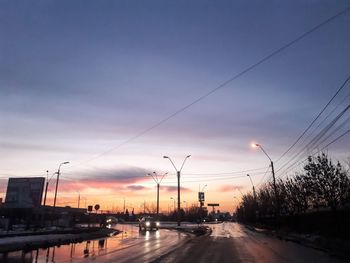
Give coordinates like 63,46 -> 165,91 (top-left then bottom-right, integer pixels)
155,222 -> 347,263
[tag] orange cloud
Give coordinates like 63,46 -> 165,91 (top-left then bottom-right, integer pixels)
218,185 -> 244,192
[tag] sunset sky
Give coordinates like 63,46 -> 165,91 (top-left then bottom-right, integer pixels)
1,0 -> 350,213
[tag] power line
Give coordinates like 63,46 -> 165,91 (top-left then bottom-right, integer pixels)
278,126 -> 350,180
184,166 -> 268,176
276,104 -> 350,175
276,74 -> 350,164
75,6 -> 350,167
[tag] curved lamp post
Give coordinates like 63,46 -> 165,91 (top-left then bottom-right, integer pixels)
252,143 -> 278,216
53,161 -> 69,208
163,155 -> 191,226
247,174 -> 256,201
147,171 -> 168,216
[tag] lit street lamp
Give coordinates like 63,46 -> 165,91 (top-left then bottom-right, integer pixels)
147,171 -> 168,216
252,143 -> 278,215
53,161 -> 70,208
164,155 -> 191,226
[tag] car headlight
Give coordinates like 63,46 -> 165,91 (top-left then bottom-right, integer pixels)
146,222 -> 150,227
156,222 -> 160,226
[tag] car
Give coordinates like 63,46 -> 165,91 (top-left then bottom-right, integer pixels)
139,217 -> 160,231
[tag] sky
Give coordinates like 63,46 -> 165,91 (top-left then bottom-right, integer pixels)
1,0 -> 350,213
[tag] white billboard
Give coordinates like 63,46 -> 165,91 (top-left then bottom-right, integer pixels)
5,177 -> 45,208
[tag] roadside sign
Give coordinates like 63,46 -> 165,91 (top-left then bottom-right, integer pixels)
198,192 -> 205,202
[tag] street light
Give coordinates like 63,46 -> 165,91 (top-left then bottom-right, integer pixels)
252,143 -> 278,215
199,184 -> 207,192
246,174 -> 256,201
147,171 -> 168,216
43,170 -> 49,206
53,161 -> 70,208
163,155 -> 191,226
170,197 -> 176,212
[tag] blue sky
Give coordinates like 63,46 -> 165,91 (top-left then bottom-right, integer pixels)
1,0 -> 350,211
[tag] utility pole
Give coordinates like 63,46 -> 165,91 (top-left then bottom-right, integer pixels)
164,155 -> 191,226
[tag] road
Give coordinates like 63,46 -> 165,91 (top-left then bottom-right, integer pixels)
156,222 -> 347,263
0,224 -> 189,263
1,222 -> 347,263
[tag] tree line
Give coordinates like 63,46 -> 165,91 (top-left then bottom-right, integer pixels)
236,153 -> 350,222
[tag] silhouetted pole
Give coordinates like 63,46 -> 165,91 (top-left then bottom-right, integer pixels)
253,143 -> 278,216
164,155 -> 191,226
170,197 -> 175,212
247,174 -> 256,201
148,172 -> 168,216
43,170 -> 49,206
53,161 -> 69,208
157,183 -> 160,215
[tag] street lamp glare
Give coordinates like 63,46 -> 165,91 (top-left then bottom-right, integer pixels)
251,143 -> 259,148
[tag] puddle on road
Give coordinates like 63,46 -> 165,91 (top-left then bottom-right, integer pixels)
0,224 -> 151,263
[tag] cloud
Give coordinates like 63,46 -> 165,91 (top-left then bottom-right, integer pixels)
162,185 -> 191,193
76,166 -> 152,183
53,166 -> 153,193
126,185 -> 147,191
219,185 -> 244,192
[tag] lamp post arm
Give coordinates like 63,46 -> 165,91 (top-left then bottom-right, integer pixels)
247,174 -> 254,187
259,145 -> 272,162
165,157 -> 178,172
180,155 -> 190,172
148,173 -> 158,184
159,172 -> 168,184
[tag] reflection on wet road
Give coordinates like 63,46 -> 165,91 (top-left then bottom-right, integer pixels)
0,224 -> 188,263
2,223 -> 347,263
158,222 -> 347,263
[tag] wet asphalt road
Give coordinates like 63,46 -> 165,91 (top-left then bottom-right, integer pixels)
0,224 -> 189,263
2,222 -> 348,263
156,222 -> 347,263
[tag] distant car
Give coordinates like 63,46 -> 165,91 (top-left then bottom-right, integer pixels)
139,217 -> 159,231
106,216 -> 118,224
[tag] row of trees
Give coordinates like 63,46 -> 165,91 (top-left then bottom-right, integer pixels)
236,153 -> 350,222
